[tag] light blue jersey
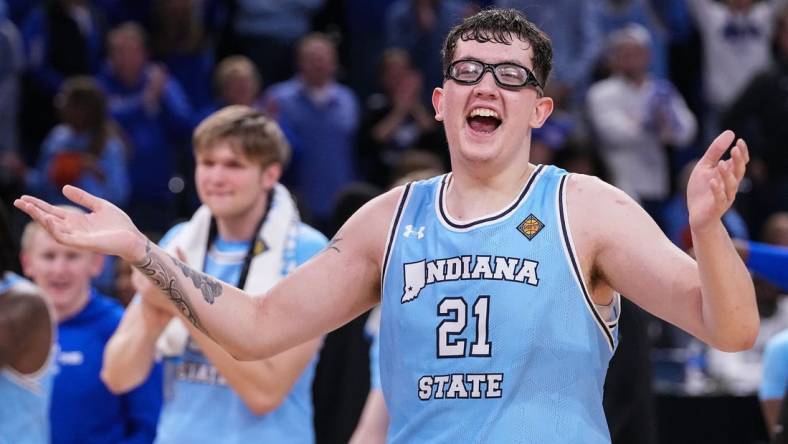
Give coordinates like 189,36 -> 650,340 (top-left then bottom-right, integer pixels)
154,223 -> 327,444
380,165 -> 619,443
0,273 -> 54,444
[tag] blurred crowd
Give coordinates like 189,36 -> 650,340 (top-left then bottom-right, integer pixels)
1,0 -> 788,443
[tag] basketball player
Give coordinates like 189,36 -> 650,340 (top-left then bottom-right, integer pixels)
16,9 -> 757,443
100,105 -> 326,443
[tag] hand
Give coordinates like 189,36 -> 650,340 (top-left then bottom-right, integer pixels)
143,64 -> 168,113
14,185 -> 148,262
687,130 -> 749,231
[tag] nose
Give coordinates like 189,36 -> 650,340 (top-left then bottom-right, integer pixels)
473,68 -> 499,98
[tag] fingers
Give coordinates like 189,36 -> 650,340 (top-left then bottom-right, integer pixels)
717,160 -> 738,202
709,176 -> 727,205
699,130 -> 735,166
730,138 -> 749,180
62,185 -> 103,212
14,195 -> 70,220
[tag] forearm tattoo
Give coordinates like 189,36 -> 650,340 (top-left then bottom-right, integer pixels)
133,241 -> 223,336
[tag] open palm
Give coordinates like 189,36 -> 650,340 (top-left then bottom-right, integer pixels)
687,130 -> 749,231
15,185 -> 146,262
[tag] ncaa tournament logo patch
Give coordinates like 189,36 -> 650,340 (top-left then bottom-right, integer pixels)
517,214 -> 544,240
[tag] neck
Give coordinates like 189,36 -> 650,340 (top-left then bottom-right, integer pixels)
446,159 -> 535,221
215,192 -> 269,241
56,289 -> 91,323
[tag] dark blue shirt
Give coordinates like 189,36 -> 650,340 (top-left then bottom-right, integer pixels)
51,289 -> 162,444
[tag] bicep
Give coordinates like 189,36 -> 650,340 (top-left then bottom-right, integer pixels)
252,188 -> 400,356
572,178 -> 703,334
257,236 -> 381,352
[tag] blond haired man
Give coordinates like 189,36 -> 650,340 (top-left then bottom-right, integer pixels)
100,105 -> 326,443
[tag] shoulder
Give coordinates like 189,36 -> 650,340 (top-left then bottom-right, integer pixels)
266,79 -> 299,101
335,83 -> 358,103
42,125 -> 73,147
566,173 -> 634,209
588,77 -> 623,100
564,173 -> 645,244
335,185 -> 411,264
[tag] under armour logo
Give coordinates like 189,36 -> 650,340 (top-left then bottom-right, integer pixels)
403,225 -> 425,239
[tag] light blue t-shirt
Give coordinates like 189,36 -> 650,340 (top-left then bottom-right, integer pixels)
153,222 -> 326,444
0,273 -> 54,444
760,329 -> 788,400
379,166 -> 619,443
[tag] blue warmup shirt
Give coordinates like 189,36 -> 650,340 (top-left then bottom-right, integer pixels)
380,165 -> 619,443
50,289 -> 162,444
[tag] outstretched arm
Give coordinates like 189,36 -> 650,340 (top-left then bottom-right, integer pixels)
571,131 -> 757,352
16,185 -> 397,360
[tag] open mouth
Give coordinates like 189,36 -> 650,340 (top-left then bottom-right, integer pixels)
466,108 -> 502,134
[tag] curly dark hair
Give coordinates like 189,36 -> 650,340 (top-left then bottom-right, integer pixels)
441,8 -> 553,88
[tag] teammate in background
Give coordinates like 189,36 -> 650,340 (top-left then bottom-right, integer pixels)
20,211 -> 162,444
100,105 -> 326,443
16,9 -> 758,443
0,202 -> 55,444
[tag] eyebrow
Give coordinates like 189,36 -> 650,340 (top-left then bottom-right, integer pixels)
455,57 -> 532,69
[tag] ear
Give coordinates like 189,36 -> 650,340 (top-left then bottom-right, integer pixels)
20,252 -> 32,278
432,87 -> 445,122
261,163 -> 283,190
529,96 -> 554,129
90,254 -> 105,278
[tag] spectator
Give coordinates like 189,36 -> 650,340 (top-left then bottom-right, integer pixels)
193,55 -> 263,124
722,4 -> 788,229
587,24 -> 696,221
27,76 -> 130,208
98,22 -> 193,233
761,329 -> 788,439
20,207 -> 162,444
386,0 -> 469,102
230,0 -> 324,87
687,0 -> 784,140
264,33 -> 359,229
150,0 -> 215,111
598,0 -> 669,79
20,0 -> 108,159
358,48 -> 442,187
341,0 -> 400,100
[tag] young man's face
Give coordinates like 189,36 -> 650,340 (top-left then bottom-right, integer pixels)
195,141 -> 274,220
432,38 -> 552,169
21,228 -> 102,320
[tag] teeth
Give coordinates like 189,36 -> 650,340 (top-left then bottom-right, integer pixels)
469,108 -> 500,119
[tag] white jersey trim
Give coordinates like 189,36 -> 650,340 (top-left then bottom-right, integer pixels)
557,174 -> 616,352
435,164 -> 546,232
380,183 -> 413,289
